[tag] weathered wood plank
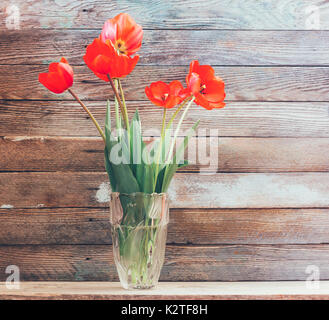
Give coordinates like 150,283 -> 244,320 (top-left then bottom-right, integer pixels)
1,136 -> 329,173
1,208 -> 329,245
169,173 -> 329,208
0,0 -> 328,30
1,101 -> 329,137
0,244 -> 329,281
2,65 -> 329,101
0,208 -> 111,245
0,172 -> 328,209
1,29 -> 329,65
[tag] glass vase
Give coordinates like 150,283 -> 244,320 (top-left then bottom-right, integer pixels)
110,192 -> 169,289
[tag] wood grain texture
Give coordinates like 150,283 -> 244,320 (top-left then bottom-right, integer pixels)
2,65 -> 329,101
0,172 -> 328,209
0,0 -> 328,30
1,208 -> 329,245
1,244 -> 329,281
1,29 -> 329,65
1,101 -> 329,137
0,208 -> 111,245
1,136 -> 329,173
2,281 -> 329,300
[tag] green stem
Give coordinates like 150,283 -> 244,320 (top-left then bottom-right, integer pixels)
114,92 -> 121,133
165,98 -> 189,131
166,97 -> 195,164
107,74 -> 130,132
118,79 -> 130,137
153,108 -> 167,190
68,88 -> 105,142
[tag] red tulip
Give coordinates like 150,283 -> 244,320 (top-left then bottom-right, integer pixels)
145,81 -> 186,109
38,57 -> 73,94
100,13 -> 143,57
186,60 -> 225,110
83,38 -> 139,81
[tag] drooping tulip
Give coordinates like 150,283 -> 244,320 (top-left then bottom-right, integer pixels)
38,57 -> 73,94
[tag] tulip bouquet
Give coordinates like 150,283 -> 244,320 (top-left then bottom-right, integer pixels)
39,13 -> 225,289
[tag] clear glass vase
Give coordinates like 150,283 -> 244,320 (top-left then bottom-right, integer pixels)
110,192 -> 169,289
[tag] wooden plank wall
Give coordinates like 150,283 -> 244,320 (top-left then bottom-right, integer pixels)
0,0 -> 329,281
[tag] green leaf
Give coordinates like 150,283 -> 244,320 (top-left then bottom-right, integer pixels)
143,163 -> 155,193
114,95 -> 121,133
106,100 -> 111,131
161,120 -> 199,192
159,121 -> 173,172
111,160 -> 140,193
130,109 -> 141,177
104,147 -> 116,191
155,166 -> 166,193
178,159 -> 189,169
104,101 -> 116,191
141,142 -> 156,193
130,110 -> 152,192
105,100 -> 140,194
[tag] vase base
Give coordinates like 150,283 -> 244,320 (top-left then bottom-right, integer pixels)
122,284 -> 156,290
133,284 -> 155,290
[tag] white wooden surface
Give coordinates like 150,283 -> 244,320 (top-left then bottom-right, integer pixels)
1,282 -> 329,300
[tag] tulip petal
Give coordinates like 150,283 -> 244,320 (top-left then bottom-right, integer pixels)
39,72 -> 67,94
164,95 -> 181,109
145,80 -> 185,108
194,65 -> 215,82
90,54 -> 112,74
92,71 -> 110,82
186,60 -> 226,110
209,101 -> 226,109
194,92 -> 211,109
149,81 -> 169,100
84,38 -> 139,79
145,86 -> 165,106
186,72 -> 201,94
202,79 -> 225,102
59,60 -> 74,88
100,19 -> 117,45
100,13 -> 143,56
169,80 -> 184,96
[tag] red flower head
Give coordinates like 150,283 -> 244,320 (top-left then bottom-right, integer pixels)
186,60 -> 225,110
83,38 -> 139,81
100,13 -> 143,57
145,81 -> 187,109
38,57 -> 73,94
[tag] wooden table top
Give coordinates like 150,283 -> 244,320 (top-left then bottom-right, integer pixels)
0,282 -> 328,300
